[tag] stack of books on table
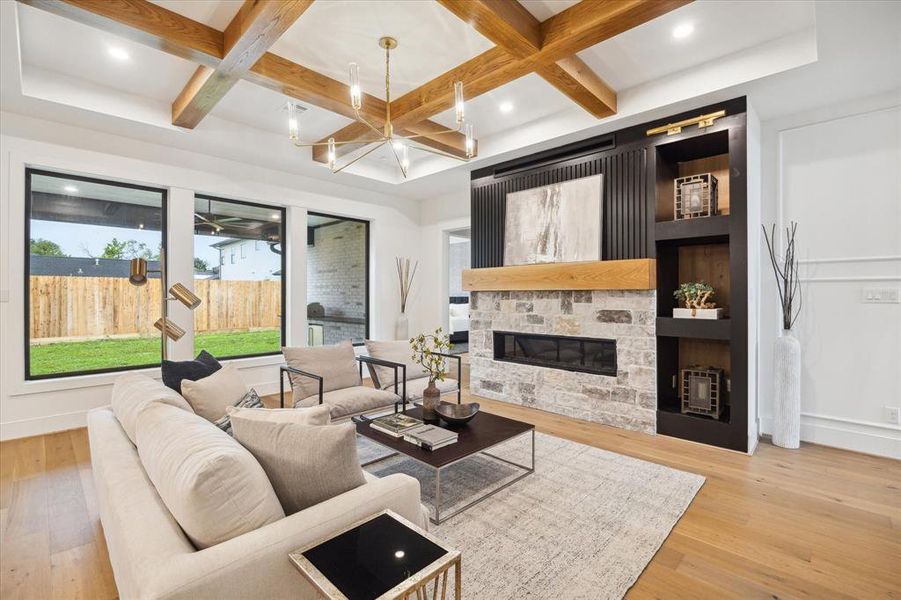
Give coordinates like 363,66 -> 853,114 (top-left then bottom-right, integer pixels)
369,414 -> 424,438
403,425 -> 458,451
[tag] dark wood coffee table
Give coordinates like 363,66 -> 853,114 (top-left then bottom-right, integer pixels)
356,404 -> 535,524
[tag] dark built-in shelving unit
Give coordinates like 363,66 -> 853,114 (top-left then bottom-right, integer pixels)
470,97 -> 751,452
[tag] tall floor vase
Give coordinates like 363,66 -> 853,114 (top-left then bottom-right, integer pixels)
395,313 -> 409,341
772,332 -> 801,448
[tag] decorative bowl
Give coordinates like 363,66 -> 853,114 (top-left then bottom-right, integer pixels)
436,402 -> 480,426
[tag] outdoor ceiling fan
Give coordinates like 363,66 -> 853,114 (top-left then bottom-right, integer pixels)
193,198 -> 253,234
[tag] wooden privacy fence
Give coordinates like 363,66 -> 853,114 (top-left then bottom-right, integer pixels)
29,276 -> 281,340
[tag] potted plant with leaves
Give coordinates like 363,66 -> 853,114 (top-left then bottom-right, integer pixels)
673,282 -> 723,319
410,328 -> 453,423
763,222 -> 802,449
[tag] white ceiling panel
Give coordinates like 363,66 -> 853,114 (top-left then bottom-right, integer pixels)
578,1 -> 815,91
270,0 -> 495,99
431,73 -> 574,139
519,0 -> 579,22
18,4 -> 197,103
148,0 -> 242,30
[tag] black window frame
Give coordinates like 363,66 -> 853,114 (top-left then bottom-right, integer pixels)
307,211 -> 371,346
194,194 -> 287,360
24,167 -> 169,380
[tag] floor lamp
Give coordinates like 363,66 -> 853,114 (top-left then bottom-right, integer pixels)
128,248 -> 201,360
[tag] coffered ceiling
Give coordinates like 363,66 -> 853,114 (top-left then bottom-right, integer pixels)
3,0 -> 878,194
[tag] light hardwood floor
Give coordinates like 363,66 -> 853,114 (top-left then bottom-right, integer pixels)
2,381 -> 899,599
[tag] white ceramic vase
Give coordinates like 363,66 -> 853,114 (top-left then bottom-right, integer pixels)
395,313 -> 409,341
772,332 -> 801,449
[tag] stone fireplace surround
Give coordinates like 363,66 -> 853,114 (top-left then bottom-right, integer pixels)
469,289 -> 657,434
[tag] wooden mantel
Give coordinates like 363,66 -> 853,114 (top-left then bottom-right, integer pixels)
462,258 -> 656,292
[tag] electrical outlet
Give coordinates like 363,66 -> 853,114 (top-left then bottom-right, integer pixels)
886,406 -> 901,425
862,287 -> 901,304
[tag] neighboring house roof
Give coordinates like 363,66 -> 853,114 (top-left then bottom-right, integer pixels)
30,255 -> 161,278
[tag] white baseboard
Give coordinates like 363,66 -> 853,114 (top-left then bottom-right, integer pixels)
0,409 -> 91,441
760,414 -> 901,459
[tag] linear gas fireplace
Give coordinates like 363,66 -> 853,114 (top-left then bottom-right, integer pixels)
493,331 -> 617,377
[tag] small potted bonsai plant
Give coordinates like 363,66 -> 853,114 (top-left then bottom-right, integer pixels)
673,282 -> 724,319
410,328 -> 453,423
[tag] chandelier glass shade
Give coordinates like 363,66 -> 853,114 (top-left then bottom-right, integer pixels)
288,37 -> 474,178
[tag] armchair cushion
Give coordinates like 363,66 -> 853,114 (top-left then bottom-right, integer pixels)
296,386 -> 399,420
364,339 -> 428,389
230,419 -> 366,515
399,377 -> 459,401
283,341 -> 361,402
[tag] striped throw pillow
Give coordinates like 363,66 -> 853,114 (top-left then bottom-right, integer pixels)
214,388 -> 264,435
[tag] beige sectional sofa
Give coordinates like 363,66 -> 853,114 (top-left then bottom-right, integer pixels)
89,373 -> 427,599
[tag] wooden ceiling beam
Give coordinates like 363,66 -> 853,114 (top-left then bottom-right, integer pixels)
436,0 -> 616,118
172,0 -> 314,129
18,0 -> 467,160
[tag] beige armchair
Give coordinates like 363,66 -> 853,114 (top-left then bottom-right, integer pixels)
280,340 -> 402,420
363,339 -> 462,411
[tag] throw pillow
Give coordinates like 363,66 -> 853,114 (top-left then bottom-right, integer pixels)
212,388 -> 265,435
227,404 -> 331,427
135,402 -> 285,549
161,350 -> 221,393
111,372 -> 194,444
282,340 -> 361,403
180,363 -> 248,422
230,418 -> 365,515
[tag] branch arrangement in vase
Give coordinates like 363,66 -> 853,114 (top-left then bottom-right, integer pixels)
762,222 -> 802,330
396,257 -> 418,314
410,328 -> 452,383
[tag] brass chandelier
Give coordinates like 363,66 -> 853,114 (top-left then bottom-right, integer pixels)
288,37 -> 475,178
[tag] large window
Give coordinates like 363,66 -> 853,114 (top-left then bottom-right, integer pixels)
193,196 -> 285,358
306,213 -> 369,346
25,169 -> 167,379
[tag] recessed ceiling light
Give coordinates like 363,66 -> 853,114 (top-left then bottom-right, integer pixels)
107,46 -> 130,62
499,101 -> 514,114
672,23 -> 694,40
63,185 -> 78,193
271,213 -> 280,220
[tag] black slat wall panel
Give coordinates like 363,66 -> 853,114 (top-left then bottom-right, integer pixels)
472,146 -> 648,267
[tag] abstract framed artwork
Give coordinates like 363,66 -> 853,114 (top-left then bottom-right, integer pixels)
503,174 -> 603,266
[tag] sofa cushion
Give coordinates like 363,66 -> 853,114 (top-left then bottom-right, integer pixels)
180,363 -> 248,423
296,386 -> 399,420
227,404 -> 331,427
283,341 -> 361,402
212,388 -> 265,435
363,339 -> 428,389
230,418 -> 366,515
111,372 -> 194,445
161,350 -> 221,393
397,377 -> 459,401
135,402 -> 285,550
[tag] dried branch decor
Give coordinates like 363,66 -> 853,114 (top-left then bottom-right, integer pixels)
395,257 -> 418,314
762,222 -> 802,330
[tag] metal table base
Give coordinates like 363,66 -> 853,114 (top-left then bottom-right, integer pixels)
362,429 -> 535,525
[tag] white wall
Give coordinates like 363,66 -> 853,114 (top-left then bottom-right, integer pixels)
758,91 -> 901,458
0,112 -> 424,440
415,191 -> 471,336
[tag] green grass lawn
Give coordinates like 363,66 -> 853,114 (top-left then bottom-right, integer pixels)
29,329 -> 281,376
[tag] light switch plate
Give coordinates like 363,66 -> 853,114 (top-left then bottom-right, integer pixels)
862,287 -> 900,304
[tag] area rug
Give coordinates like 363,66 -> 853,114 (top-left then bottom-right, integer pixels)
360,432 -> 704,599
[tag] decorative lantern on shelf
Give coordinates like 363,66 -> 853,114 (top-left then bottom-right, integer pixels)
680,366 -> 725,418
674,173 -> 718,219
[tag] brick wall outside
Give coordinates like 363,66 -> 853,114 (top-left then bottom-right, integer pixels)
307,220 -> 366,344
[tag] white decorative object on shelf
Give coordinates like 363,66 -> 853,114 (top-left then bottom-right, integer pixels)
673,308 -> 724,320
772,332 -> 801,448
